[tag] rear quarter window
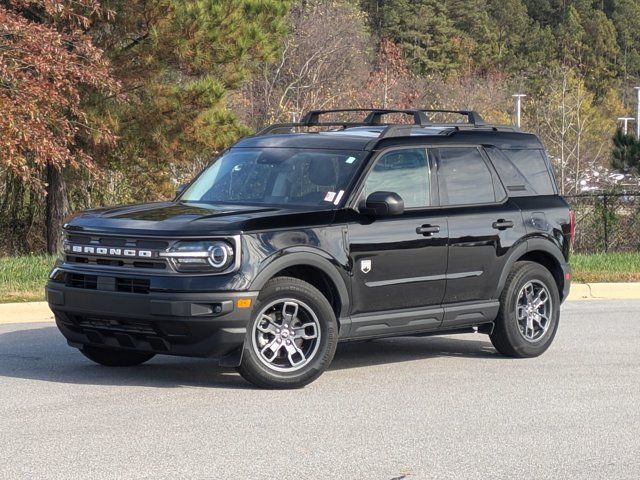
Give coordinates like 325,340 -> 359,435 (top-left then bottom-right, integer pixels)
487,148 -> 556,196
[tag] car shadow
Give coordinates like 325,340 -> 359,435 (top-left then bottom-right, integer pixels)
0,325 -> 500,389
330,335 -> 499,371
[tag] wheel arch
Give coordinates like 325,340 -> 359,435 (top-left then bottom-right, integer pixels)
249,251 -> 351,326
497,237 -> 567,300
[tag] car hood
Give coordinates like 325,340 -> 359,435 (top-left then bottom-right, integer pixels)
65,201 -> 335,236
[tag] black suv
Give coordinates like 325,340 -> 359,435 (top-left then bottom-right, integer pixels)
46,108 -> 573,389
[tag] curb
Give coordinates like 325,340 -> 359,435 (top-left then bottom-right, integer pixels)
0,302 -> 54,324
1,282 -> 639,325
565,282 -> 640,301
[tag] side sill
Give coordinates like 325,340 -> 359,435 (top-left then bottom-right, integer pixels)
346,306 -> 444,340
441,301 -> 500,330
340,300 -> 500,341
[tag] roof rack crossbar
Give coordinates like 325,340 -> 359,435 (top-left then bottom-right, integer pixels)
254,108 -> 490,137
417,109 -> 486,126
300,108 -> 428,126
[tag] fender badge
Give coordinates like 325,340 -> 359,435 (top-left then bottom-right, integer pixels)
361,259 -> 372,274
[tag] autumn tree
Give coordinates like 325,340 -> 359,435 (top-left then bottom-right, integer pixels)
238,0 -> 370,129
421,72 -> 512,124
0,0 -> 118,253
361,38 -> 420,111
529,67 -> 614,194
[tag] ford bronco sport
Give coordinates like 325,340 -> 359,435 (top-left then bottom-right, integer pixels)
46,108 -> 573,389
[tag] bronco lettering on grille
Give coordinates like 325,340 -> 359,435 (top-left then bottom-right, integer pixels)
67,244 -> 154,258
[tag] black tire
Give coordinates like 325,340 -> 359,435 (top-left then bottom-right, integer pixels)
490,261 -> 561,358
238,276 -> 338,389
80,345 -> 155,367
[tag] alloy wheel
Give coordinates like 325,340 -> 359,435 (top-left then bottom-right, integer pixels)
252,299 -> 321,372
515,280 -> 553,343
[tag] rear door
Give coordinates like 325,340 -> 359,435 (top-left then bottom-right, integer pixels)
346,146 -> 448,336
434,146 -> 524,309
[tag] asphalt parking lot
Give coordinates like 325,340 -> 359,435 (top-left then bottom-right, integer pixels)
0,299 -> 638,480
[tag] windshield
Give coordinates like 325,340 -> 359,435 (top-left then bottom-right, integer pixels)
181,148 -> 365,208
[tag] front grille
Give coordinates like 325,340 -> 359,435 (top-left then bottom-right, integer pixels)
64,273 -> 150,294
64,234 -> 169,271
115,277 -> 150,294
66,273 -> 97,290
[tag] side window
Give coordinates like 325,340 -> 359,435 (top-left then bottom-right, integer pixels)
437,147 -> 496,206
497,149 -> 556,196
362,148 -> 430,208
486,148 -> 556,196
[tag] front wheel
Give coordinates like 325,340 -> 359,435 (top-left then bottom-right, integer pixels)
238,276 -> 338,389
80,345 -> 155,367
490,261 -> 561,358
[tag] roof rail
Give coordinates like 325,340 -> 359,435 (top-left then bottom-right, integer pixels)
376,123 -> 519,141
256,121 -> 372,135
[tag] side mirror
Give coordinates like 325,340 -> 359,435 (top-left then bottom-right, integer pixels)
175,184 -> 187,197
362,191 -> 404,217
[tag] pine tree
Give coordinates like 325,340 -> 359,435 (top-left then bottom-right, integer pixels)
487,0 -> 531,71
361,0 -> 465,75
91,0 -> 291,200
611,129 -> 640,171
606,0 -> 640,103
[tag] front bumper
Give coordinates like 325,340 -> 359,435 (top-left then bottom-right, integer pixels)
46,281 -> 259,361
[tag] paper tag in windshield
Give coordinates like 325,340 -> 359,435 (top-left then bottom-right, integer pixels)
345,156 -> 356,164
324,191 -> 336,202
333,190 -> 344,205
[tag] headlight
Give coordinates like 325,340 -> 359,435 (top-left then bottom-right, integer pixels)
160,240 -> 236,273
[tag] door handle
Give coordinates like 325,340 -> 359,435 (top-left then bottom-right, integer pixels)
492,219 -> 514,230
416,224 -> 440,236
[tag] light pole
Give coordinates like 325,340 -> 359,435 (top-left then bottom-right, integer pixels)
617,117 -> 635,135
635,87 -> 640,139
512,94 -> 526,128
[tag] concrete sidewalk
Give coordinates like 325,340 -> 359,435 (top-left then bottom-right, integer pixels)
1,282 -> 639,324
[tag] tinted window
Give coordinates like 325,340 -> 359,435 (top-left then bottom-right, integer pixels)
437,148 -> 496,206
489,148 -> 555,196
362,148 -> 430,208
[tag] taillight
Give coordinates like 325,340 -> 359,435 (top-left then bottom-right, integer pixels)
569,210 -> 576,243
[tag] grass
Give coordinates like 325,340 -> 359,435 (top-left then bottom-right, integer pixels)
571,252 -> 640,283
0,255 -> 56,303
0,252 -> 638,303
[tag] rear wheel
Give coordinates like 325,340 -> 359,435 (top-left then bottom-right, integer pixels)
80,345 -> 155,367
490,261 -> 560,358
238,276 -> 338,389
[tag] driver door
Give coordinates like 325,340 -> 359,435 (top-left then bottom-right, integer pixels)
346,147 -> 448,337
